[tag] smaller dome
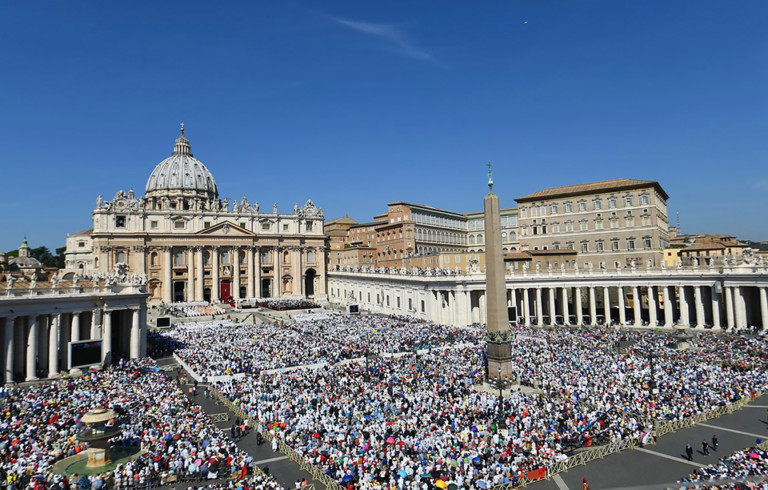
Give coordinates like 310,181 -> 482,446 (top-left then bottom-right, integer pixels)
145,125 -> 218,199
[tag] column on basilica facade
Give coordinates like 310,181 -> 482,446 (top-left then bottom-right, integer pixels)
648,286 -> 658,326
71,312 -> 81,342
48,314 -> 60,377
694,286 -> 706,328
233,247 -> 241,300
187,248 -> 195,302
535,288 -> 543,326
603,286 -> 611,325
91,308 -> 101,339
247,247 -> 256,298
26,316 -> 38,381
462,290 -> 472,326
274,247 -> 281,298
296,247 -> 303,297
589,287 -> 597,326
479,291 -> 487,325
163,247 -> 172,302
3,317 -> 14,384
316,247 -> 327,295
734,286 -> 747,329
759,287 -> 768,333
195,246 -> 204,301
212,246 -> 220,303
575,287 -> 583,325
253,247 -> 261,298
140,302 -> 148,357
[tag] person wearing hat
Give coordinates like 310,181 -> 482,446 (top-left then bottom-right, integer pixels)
582,477 -> 590,490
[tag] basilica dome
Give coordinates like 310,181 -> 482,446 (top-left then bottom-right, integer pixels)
145,126 -> 218,199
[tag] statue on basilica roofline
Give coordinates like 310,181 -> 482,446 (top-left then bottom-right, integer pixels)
253,201 -> 259,213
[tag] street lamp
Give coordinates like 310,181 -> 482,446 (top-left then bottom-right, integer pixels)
496,366 -> 506,429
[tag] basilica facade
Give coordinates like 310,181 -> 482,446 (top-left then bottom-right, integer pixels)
64,126 -> 327,304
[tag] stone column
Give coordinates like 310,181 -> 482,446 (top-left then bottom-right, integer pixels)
548,287 -> 556,325
617,286 -> 626,325
522,288 -> 530,326
26,316 -> 38,381
734,286 -> 747,330
3,317 -> 14,384
648,286 -> 658,327
589,287 -> 597,326
295,247 -> 303,297
140,302 -> 148,357
711,285 -> 721,329
631,286 -> 641,325
212,246 -> 220,303
233,247 -> 241,300
759,287 -> 768,333
479,291 -> 487,325
91,309 -> 101,339
663,286 -> 673,327
694,286 -> 706,328
575,287 -> 583,325
71,312 -> 81,342
163,247 -> 172,302
133,245 -> 147,275
253,247 -> 261,297
274,247 -> 281,298
603,286 -> 611,325
725,286 -> 735,330
561,287 -> 570,326
187,247 -> 195,302
316,246 -> 327,295
195,246 -> 204,301
48,314 -> 60,377
102,311 -> 112,365
463,290 -> 473,326
247,246 -> 256,298
678,286 -> 690,327
130,309 -> 140,359
535,288 -> 543,326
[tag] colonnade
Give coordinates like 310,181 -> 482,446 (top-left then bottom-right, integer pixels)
328,269 -> 768,331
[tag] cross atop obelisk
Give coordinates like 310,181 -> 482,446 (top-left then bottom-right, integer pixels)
483,163 -> 513,380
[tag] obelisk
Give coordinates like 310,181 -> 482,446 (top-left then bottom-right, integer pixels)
484,163 -> 513,379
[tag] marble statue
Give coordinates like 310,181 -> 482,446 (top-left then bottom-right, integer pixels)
253,201 -> 259,213
273,203 -> 278,213
96,195 -> 103,208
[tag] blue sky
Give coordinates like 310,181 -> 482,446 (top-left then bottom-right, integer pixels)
1,1 -> 767,252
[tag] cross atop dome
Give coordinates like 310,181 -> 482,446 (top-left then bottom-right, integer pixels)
173,123 -> 192,156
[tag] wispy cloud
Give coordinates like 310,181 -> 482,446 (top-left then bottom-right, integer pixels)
332,16 -> 432,61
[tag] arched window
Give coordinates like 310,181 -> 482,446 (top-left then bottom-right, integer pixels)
174,250 -> 184,266
150,252 -> 158,266
116,251 -> 126,264
469,235 -> 476,245
307,250 -> 315,264
220,251 -> 230,265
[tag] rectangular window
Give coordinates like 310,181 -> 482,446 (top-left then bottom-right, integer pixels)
78,241 -> 86,247
580,221 -> 588,231
203,221 -> 210,229
550,205 -> 558,214
612,241 -> 619,251
627,239 -> 635,250
579,202 -> 586,211
640,195 -> 649,205
306,221 -> 313,231
262,223 -> 270,231
396,297 -> 401,308
174,220 -> 185,229
386,296 -> 390,306
594,200 -> 602,210
566,221 -> 574,232
595,220 -> 604,230
624,197 -> 633,206
150,221 -> 158,229
283,224 -> 289,231
608,198 -> 617,209
581,243 -> 588,252
408,298 -> 412,310
421,300 -> 426,313
564,203 -> 572,213
644,238 -> 652,249
116,216 -> 126,228
596,242 -> 604,252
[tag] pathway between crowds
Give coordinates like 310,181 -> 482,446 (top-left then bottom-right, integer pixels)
158,355 -> 768,490
156,356 -> 323,489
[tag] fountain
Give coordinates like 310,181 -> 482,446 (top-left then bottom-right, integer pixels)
78,408 -> 122,467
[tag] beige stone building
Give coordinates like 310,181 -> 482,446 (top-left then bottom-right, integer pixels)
64,126 -> 327,304
516,179 -> 670,269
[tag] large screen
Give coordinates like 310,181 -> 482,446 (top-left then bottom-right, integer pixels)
156,317 -> 171,328
348,304 -> 360,314
69,340 -> 103,369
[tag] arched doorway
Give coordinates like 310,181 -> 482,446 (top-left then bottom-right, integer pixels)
305,269 -> 316,297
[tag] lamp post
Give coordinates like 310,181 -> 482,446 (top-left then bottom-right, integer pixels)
496,366 -> 505,429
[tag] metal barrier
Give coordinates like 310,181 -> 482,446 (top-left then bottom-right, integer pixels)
209,412 -> 229,422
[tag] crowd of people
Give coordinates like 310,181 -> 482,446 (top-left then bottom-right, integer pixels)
208,323 -> 768,488
160,317 -> 482,377
253,298 -> 320,311
162,302 -> 226,318
0,358 -> 281,489
678,445 -> 768,488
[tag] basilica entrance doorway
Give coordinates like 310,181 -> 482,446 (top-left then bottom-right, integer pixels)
220,280 -> 232,303
305,268 -> 316,297
261,278 -> 272,298
173,282 -> 186,302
